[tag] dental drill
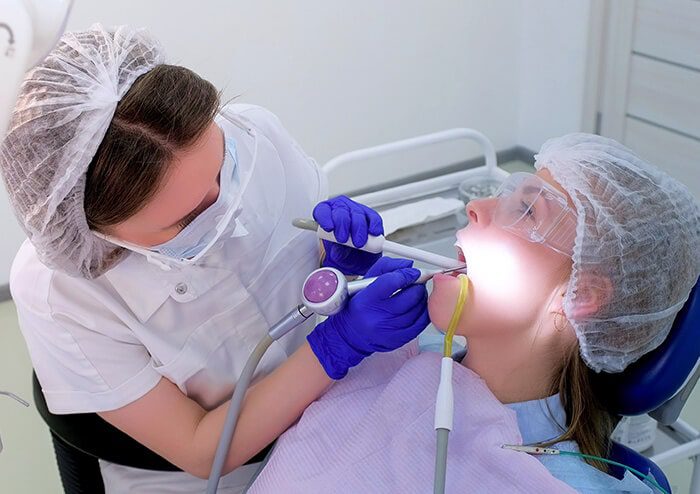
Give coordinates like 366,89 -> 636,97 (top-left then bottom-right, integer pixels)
206,263 -> 466,493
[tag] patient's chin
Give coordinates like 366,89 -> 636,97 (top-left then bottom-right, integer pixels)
428,273 -> 465,331
427,292 -> 449,332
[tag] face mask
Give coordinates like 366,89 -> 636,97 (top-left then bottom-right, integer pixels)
148,136 -> 240,261
96,133 -> 243,270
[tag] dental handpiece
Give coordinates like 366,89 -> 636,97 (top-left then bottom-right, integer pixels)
293,218 -> 467,273
301,265 -> 465,317
208,262 -> 464,492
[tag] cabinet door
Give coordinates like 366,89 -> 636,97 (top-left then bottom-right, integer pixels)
599,0 -> 700,197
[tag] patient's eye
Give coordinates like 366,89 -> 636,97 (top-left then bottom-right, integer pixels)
519,201 -> 536,221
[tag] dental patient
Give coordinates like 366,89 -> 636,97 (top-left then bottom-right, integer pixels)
249,134 -> 700,493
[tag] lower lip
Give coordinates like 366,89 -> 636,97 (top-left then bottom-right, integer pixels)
432,272 -> 459,286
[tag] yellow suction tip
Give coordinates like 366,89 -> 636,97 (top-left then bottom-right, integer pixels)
444,274 -> 469,358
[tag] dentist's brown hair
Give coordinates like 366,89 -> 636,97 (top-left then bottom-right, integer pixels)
84,64 -> 220,232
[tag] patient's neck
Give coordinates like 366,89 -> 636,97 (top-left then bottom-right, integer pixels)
461,331 -> 556,404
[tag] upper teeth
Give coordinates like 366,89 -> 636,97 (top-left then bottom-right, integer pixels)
456,247 -> 466,261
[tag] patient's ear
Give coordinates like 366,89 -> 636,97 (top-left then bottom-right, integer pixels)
567,273 -> 613,319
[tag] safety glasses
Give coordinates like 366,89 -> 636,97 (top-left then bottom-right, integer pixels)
492,172 -> 576,257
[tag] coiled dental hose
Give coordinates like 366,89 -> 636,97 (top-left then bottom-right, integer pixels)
434,274 -> 469,494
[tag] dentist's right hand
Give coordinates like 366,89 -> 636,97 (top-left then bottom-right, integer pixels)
307,257 -> 430,379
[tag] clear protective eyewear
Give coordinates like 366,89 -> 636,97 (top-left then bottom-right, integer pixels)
492,172 -> 576,257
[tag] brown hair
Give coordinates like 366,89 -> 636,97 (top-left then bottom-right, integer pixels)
541,344 -> 617,472
84,64 -> 220,231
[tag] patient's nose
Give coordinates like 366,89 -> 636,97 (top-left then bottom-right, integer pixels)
466,198 -> 496,226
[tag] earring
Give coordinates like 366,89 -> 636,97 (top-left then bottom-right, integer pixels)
554,312 -> 568,332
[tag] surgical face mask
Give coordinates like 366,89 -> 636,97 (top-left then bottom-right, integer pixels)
148,137 -> 240,261
492,172 -> 576,257
96,134 -> 242,270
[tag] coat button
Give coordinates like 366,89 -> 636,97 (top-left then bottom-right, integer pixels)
175,283 -> 188,295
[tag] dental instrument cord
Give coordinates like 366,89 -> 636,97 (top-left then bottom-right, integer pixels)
501,445 -> 670,494
206,305 -> 313,492
434,274 -> 469,494
569,452 -> 669,494
434,429 -> 449,493
206,334 -> 273,494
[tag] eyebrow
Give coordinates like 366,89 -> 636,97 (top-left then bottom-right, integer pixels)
165,127 -> 227,230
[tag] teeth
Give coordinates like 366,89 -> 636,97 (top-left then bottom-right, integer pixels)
455,246 -> 466,263
448,246 -> 466,277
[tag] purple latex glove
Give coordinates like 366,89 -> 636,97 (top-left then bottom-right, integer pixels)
307,257 -> 430,380
313,195 -> 384,276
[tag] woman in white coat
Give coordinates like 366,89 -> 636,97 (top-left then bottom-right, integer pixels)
0,25 -> 429,493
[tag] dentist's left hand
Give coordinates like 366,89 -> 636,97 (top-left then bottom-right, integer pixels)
307,257 -> 430,379
313,195 -> 383,276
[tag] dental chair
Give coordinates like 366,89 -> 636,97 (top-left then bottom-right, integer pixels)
601,278 -> 700,493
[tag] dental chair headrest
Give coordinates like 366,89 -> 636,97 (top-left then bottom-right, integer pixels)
595,279 -> 700,423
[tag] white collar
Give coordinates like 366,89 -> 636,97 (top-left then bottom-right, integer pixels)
103,250 -> 232,322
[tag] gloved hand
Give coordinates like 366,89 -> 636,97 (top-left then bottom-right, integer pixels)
313,195 -> 384,276
307,257 -> 430,379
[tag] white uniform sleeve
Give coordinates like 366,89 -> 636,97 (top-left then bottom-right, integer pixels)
232,103 -> 329,201
11,247 -> 161,414
228,104 -> 328,357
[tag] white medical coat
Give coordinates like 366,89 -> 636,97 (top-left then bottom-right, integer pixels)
10,104 -> 327,493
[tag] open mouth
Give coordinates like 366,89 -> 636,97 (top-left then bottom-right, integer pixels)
452,246 -> 466,277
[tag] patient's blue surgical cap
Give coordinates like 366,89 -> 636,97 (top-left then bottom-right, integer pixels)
535,133 -> 700,373
0,25 -> 164,279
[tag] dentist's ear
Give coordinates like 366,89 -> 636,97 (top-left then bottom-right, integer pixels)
566,273 -> 613,319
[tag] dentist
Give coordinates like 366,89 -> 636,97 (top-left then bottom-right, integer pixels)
0,25 -> 429,493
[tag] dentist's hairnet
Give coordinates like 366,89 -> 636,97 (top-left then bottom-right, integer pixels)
0,24 -> 164,278
535,133 -> 700,373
